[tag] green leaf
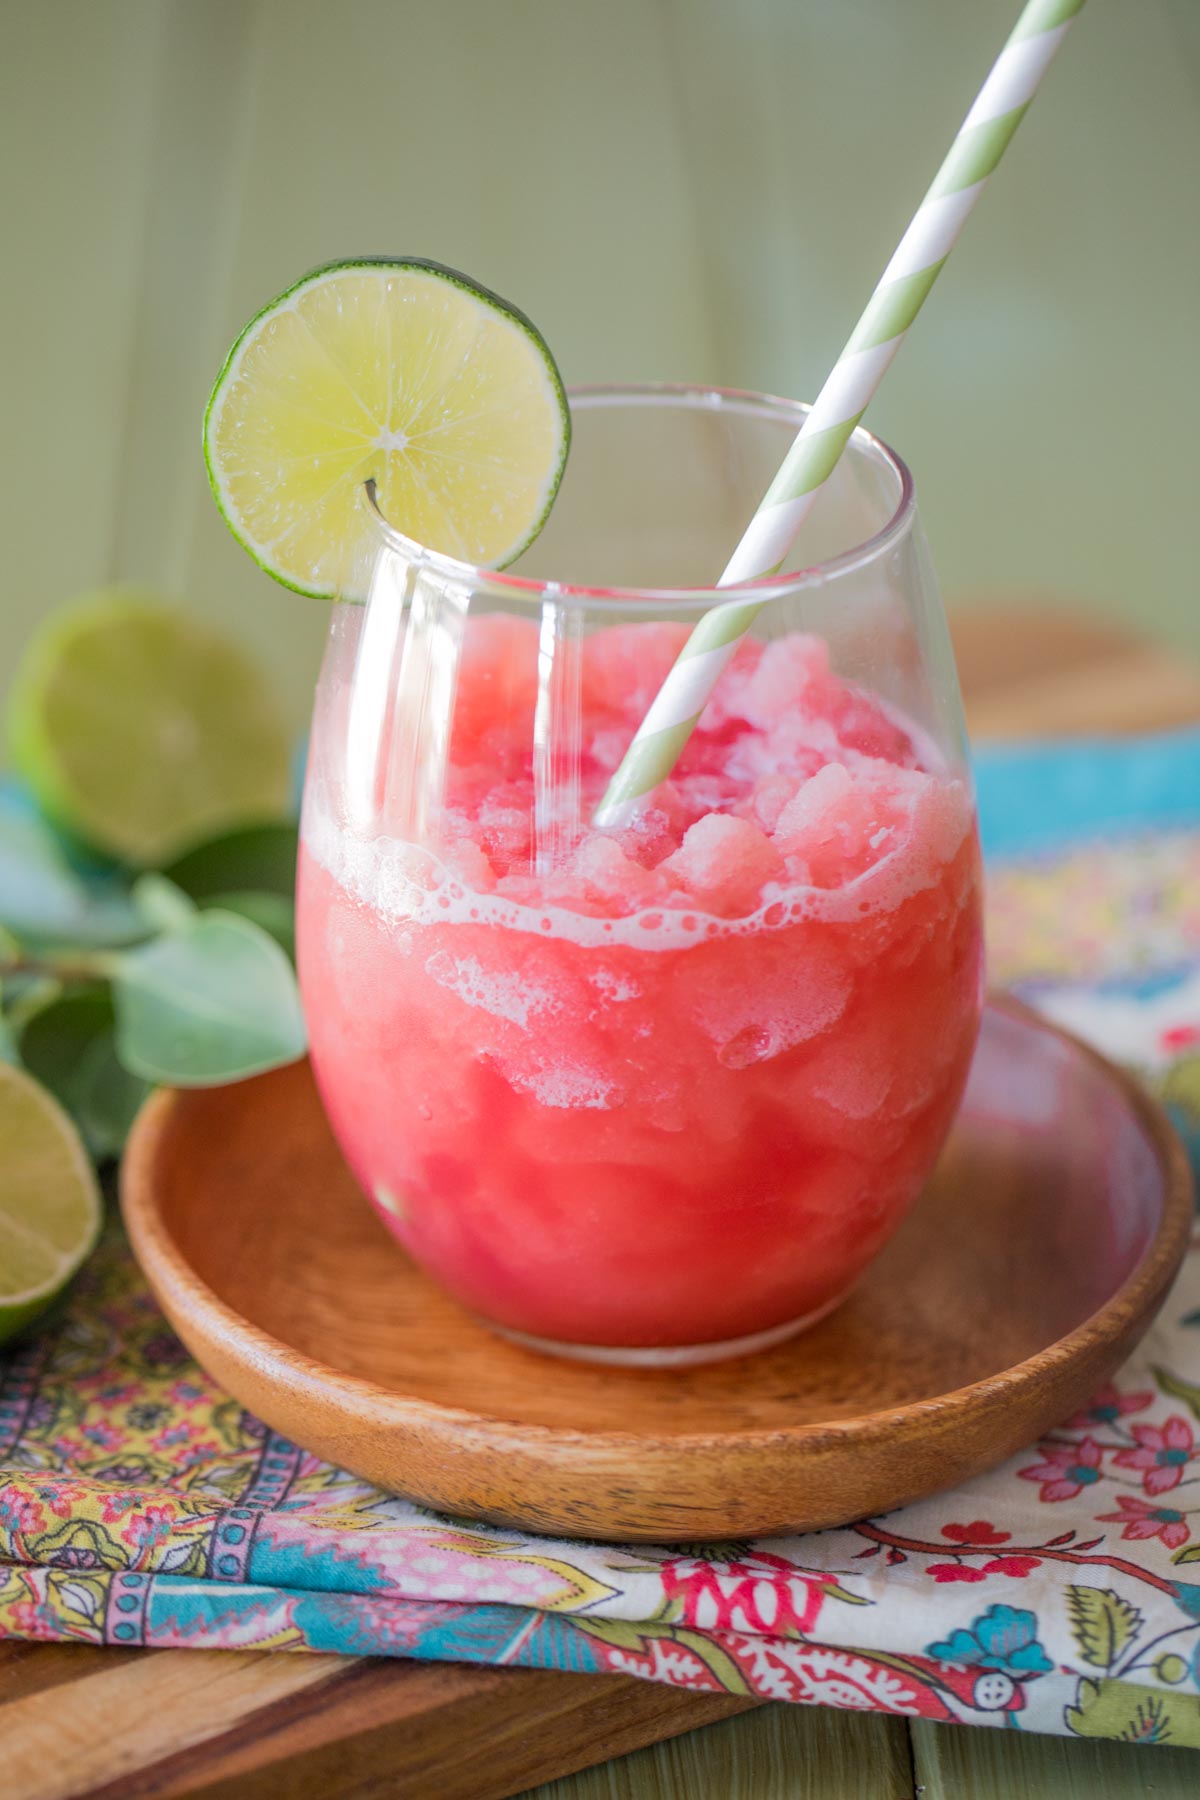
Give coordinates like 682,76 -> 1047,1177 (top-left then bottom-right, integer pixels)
0,945 -> 19,1062
15,986 -> 148,1158
0,809 -> 93,937
73,1031 -> 150,1158
199,890 -> 295,962
162,821 -> 297,902
1172,1544 -> 1200,1565
113,909 -> 306,1085
0,809 -> 143,947
131,872 -> 198,935
18,984 -> 112,1085
1066,1586 -> 1143,1671
1065,1674 -> 1200,1746
3,974 -> 63,1036
1153,1367 -> 1200,1424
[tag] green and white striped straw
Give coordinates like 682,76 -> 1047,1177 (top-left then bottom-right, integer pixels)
595,0 -> 1085,828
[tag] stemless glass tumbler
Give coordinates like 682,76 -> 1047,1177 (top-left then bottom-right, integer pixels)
296,386 -> 985,1365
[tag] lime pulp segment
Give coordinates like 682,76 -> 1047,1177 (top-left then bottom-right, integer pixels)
204,258 -> 571,599
0,1062 -> 102,1344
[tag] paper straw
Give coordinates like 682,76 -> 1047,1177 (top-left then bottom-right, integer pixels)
595,0 -> 1085,828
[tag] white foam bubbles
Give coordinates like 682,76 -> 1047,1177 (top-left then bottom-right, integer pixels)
504,1059 -> 625,1111
424,950 -> 560,1029
304,775 -> 973,953
589,968 -> 642,1001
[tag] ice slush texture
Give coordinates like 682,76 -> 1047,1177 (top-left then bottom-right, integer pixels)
298,619 -> 983,1351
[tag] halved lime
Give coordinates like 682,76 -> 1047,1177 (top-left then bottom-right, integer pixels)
0,1062 -> 102,1345
203,258 -> 570,598
8,589 -> 292,866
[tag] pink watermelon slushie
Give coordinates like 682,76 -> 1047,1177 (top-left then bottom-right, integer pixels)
298,616 -> 983,1359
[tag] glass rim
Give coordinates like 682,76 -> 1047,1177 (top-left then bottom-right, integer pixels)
362,381 -> 917,611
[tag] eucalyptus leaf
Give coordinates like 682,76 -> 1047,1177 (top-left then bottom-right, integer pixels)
200,890 -> 295,961
113,910 -> 307,1085
0,955 -> 20,1061
132,872 -> 198,935
43,885 -> 145,949
162,821 -> 298,903
18,985 -> 113,1085
14,986 -> 147,1156
0,809 -> 94,938
0,808 -> 143,947
74,1031 -> 150,1158
4,974 -> 64,1036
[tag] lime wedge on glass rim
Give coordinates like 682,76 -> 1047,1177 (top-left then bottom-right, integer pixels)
203,257 -> 571,598
8,590 -> 292,867
0,1062 -> 102,1346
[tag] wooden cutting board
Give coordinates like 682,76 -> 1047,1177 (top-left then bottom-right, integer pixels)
7,607 -> 1200,1800
0,1638 -> 754,1800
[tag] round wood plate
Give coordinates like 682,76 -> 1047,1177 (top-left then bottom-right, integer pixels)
121,997 -> 1193,1542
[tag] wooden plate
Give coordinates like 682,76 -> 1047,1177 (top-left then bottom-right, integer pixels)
121,998 -> 1193,1542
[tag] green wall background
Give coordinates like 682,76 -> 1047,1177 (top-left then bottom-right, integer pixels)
3,0 -> 1198,731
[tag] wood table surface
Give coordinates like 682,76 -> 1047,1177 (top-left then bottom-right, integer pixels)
5,605 -> 1200,1800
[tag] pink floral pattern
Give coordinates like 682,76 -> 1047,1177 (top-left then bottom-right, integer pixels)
1114,1418 -> 1196,1495
1064,1384 -> 1156,1431
1096,1496 -> 1192,1552
1019,1438 -> 1106,1503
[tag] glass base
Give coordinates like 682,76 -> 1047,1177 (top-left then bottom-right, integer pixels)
494,1292 -> 848,1368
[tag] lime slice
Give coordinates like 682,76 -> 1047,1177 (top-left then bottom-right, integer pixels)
0,1062 -> 102,1345
203,257 -> 570,598
8,589 -> 292,867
